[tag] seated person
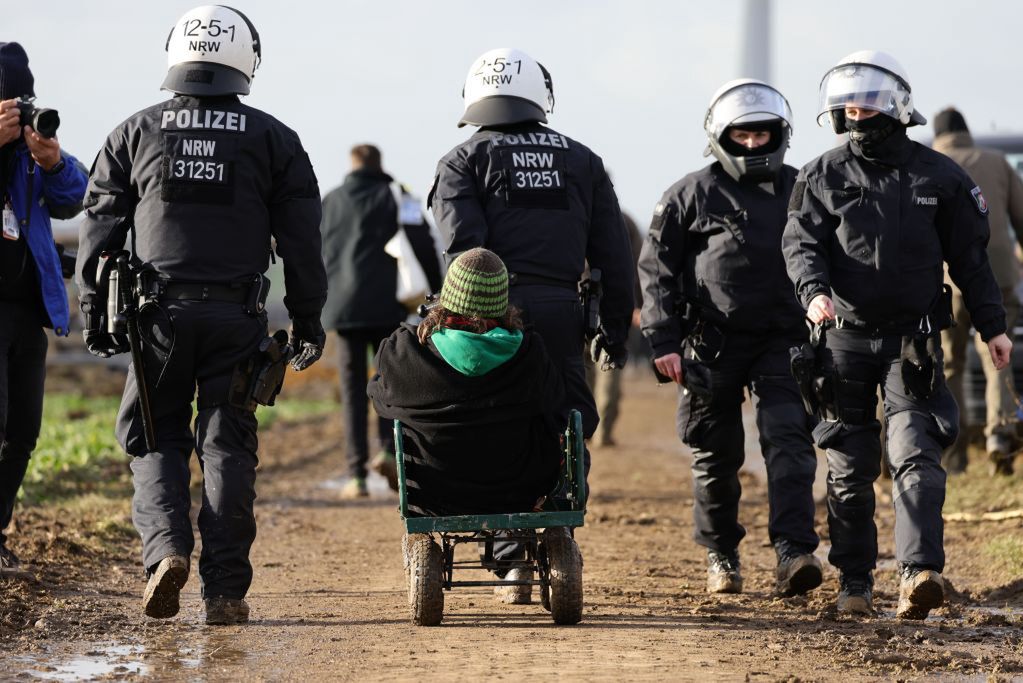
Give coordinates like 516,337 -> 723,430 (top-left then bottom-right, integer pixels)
368,248 -> 564,516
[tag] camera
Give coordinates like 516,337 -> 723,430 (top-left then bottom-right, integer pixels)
15,97 -> 60,139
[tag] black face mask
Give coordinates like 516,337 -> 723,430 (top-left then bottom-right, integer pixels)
846,114 -> 899,157
719,121 -> 783,158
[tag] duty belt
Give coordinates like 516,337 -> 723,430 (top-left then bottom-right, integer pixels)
158,282 -> 250,303
508,272 -> 578,290
834,314 -> 941,337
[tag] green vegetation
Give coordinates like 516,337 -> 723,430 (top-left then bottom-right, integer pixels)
944,448 -> 1023,514
983,535 -> 1023,577
21,394 -> 337,503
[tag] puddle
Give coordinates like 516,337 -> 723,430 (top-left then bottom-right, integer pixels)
13,644 -> 146,681
11,632 -> 258,680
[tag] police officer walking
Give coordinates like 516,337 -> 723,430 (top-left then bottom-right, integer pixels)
783,51 -> 1011,619
638,79 -> 821,597
76,6 -> 327,625
430,48 -> 635,603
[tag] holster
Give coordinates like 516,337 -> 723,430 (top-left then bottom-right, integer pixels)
901,333 -> 941,400
579,268 -> 602,341
229,330 -> 294,412
681,357 -> 712,398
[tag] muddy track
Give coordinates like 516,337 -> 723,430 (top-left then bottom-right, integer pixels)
3,374 -> 1023,681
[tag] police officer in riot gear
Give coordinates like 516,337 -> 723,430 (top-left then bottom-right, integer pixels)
76,5 -> 327,625
638,79 -> 821,597
430,48 -> 635,603
784,51 -> 1011,619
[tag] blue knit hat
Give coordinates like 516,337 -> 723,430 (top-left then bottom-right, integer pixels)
0,42 -> 34,100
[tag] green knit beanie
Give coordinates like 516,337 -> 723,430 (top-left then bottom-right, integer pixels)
440,248 -> 509,318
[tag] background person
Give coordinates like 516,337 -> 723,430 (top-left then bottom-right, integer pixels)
932,107 -> 1023,475
320,144 -> 441,498
0,42 -> 87,578
75,6 -> 327,625
639,79 -> 821,597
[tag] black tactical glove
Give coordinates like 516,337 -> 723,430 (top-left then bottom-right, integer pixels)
55,243 -> 77,279
83,310 -> 129,359
290,317 -> 326,371
589,331 -> 628,371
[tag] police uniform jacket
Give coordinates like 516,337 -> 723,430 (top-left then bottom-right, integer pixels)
638,162 -> 804,358
783,135 -> 1006,341
76,95 -> 326,321
430,122 -> 635,339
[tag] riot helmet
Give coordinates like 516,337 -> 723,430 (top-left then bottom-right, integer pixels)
162,5 -> 261,96
817,50 -> 926,134
459,48 -> 554,128
704,78 -> 792,182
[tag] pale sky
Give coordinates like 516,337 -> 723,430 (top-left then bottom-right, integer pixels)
9,0 -> 1022,228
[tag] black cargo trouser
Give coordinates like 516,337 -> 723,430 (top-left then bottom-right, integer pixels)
677,331 -> 819,556
813,328 -> 956,576
337,327 -> 396,479
0,300 -> 47,547
494,285 -> 596,564
118,300 -> 267,600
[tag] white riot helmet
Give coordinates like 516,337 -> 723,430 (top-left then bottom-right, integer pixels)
704,79 -> 793,182
817,50 -> 926,133
459,48 -> 554,128
162,5 -> 261,96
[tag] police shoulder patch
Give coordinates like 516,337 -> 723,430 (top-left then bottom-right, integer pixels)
788,180 -> 807,213
970,186 -> 989,215
653,201 -> 666,217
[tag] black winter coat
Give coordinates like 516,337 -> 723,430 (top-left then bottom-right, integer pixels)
368,324 -> 564,517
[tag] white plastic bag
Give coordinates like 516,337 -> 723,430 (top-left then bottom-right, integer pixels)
385,183 -> 429,311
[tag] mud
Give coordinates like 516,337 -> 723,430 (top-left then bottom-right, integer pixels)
2,373 -> 1022,681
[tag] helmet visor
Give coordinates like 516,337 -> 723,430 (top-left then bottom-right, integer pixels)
817,64 -> 909,124
706,84 -> 792,140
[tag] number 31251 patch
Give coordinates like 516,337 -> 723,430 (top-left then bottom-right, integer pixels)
501,148 -> 568,210
161,133 -> 236,205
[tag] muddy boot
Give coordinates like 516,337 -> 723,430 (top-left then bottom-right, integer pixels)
987,435 -> 1015,476
836,573 -> 874,616
896,567 -> 944,620
340,477 -> 369,500
494,567 -> 533,604
205,597 -> 250,625
0,544 -> 33,581
774,541 -> 823,597
706,549 -> 742,594
142,555 -> 189,619
371,451 -> 399,492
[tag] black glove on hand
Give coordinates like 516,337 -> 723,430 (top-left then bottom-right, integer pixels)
55,243 -> 77,279
290,317 -> 326,371
590,332 -> 628,372
83,311 -> 129,358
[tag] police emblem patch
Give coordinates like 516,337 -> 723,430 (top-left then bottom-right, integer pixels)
970,186 -> 989,215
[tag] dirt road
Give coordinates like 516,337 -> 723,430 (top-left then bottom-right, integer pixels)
3,373 -> 1023,680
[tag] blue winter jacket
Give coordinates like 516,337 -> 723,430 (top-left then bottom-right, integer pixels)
5,145 -> 88,336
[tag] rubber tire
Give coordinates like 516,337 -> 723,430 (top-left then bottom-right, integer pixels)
407,534 -> 444,626
543,528 -> 583,625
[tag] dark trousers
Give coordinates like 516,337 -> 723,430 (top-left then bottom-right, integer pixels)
494,285 -> 596,563
337,328 -> 396,479
119,301 -> 266,599
814,328 -> 955,576
0,301 -> 47,547
677,332 -> 818,555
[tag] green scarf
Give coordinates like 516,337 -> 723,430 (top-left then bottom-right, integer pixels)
431,327 -> 523,377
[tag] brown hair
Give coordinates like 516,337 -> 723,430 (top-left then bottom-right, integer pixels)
349,144 -> 382,173
417,304 -> 524,345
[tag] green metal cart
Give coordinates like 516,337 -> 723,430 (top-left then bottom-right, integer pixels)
397,410 -> 587,626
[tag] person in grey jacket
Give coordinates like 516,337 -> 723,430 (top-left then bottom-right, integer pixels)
933,108 -> 1023,475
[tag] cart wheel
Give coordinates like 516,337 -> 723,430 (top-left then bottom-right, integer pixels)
407,533 -> 444,626
542,527 -> 583,625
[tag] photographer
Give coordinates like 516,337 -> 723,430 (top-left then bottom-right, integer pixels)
0,41 -> 87,578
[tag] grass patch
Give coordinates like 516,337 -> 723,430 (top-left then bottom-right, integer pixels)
983,535 -> 1023,577
20,394 -> 336,503
944,446 -> 1023,515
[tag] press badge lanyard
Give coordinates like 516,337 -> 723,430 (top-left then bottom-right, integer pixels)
3,159 -> 35,241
